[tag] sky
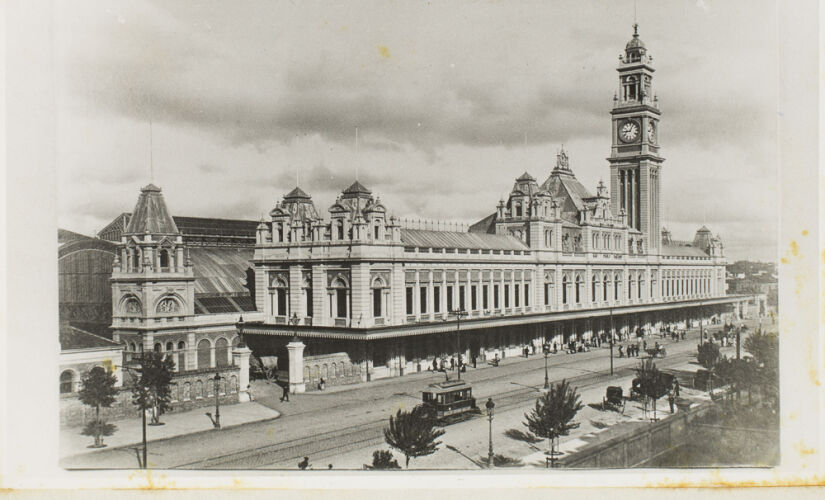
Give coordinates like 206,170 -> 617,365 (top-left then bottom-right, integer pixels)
55,0 -> 779,262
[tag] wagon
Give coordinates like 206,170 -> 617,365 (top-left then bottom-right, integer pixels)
421,380 -> 480,425
602,386 -> 626,413
645,346 -> 667,358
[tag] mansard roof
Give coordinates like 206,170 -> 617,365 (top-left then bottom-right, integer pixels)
541,173 -> 594,221
124,184 -> 180,235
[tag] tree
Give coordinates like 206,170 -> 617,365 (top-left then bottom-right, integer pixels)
697,342 -> 721,396
383,405 -> 445,468
744,330 -> 779,407
81,419 -> 117,448
523,379 -> 583,458
131,351 -> 175,425
634,359 -> 669,420
77,366 -> 120,447
363,450 -> 402,470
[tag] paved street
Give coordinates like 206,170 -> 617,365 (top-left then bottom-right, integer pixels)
61,319 -> 763,470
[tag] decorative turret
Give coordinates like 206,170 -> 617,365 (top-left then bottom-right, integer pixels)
111,184 -> 195,333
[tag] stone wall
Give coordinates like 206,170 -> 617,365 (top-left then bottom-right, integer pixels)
559,400 -> 714,468
60,365 -> 241,427
302,352 -> 363,391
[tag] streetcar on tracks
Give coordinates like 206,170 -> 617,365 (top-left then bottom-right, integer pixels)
420,380 -> 480,425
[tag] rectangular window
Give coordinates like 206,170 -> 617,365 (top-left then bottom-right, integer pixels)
459,286 -> 466,311
406,287 -> 414,315
434,286 -> 441,313
482,285 -> 489,309
306,288 -> 313,317
373,288 -> 382,317
525,284 -> 530,306
515,284 -> 520,307
277,290 -> 287,316
494,285 -> 500,309
447,286 -> 454,312
544,283 -> 551,305
471,285 -> 478,310
420,287 -> 428,314
336,288 -> 347,318
504,285 -> 510,308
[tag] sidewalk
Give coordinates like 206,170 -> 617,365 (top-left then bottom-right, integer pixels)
60,402 -> 280,460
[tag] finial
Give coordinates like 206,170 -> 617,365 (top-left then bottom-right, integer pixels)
633,23 -> 638,37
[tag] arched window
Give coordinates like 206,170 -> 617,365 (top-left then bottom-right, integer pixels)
336,220 -> 344,240
575,275 -> 583,303
159,249 -> 170,269
215,338 -> 229,367
603,274 -> 609,301
544,230 -> 551,247
615,273 -> 622,300
154,342 -> 162,352
60,370 -> 75,394
592,234 -> 598,249
166,341 -> 174,351
270,277 -> 289,317
374,223 -> 380,240
330,277 -> 350,319
592,275 -> 598,301
562,276 -> 569,304
515,202 -> 522,217
194,380 -> 203,399
197,339 -> 212,369
603,234 -> 609,249
638,274 -> 643,299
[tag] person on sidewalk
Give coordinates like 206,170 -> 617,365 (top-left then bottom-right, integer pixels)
668,390 -> 675,414
280,383 -> 290,402
247,384 -> 254,402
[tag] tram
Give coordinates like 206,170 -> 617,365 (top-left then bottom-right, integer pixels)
420,380 -> 480,424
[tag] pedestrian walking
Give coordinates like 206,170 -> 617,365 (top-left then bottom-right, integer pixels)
674,379 -> 680,397
472,354 -> 477,369
450,357 -> 456,370
618,345 -> 624,358
280,382 -> 290,402
247,384 -> 254,402
668,390 -> 675,414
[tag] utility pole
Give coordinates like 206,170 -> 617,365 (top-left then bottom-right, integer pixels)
449,309 -> 468,380
609,308 -> 614,376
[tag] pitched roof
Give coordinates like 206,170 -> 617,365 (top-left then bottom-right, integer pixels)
516,172 -> 536,182
468,212 -> 498,234
342,180 -> 372,196
124,184 -> 180,235
189,247 -> 254,295
60,325 -> 122,351
284,186 -> 311,200
661,243 -> 710,258
400,229 -> 528,251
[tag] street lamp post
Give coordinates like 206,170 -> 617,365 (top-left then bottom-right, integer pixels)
236,315 -> 246,348
211,372 -> 222,429
543,344 -> 550,390
290,312 -> 300,342
609,308 -> 614,376
449,309 -> 468,380
485,397 -> 495,467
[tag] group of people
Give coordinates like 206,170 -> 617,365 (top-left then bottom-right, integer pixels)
429,356 -> 466,373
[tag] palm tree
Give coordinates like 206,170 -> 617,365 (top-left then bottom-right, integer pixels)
523,379 -> 583,459
383,405 -> 445,468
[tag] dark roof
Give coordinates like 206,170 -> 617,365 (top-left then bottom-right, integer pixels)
173,216 -> 258,241
60,325 -> 122,351
469,212 -> 498,234
342,180 -> 372,196
124,184 -> 180,235
400,229 -> 528,251
661,243 -> 710,258
58,228 -> 93,245
189,247 -> 254,295
284,186 -> 312,200
516,172 -> 536,182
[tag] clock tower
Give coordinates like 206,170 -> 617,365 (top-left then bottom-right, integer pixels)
608,24 -> 663,254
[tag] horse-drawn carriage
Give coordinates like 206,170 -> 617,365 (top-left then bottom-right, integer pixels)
645,345 -> 667,358
602,386 -> 626,412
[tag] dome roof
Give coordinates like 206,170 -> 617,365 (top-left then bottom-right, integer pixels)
625,24 -> 646,51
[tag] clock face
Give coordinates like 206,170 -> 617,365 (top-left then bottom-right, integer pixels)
620,121 -> 639,142
647,121 -> 656,142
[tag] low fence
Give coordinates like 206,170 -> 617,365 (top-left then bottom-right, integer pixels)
302,353 -> 365,390
60,365 -> 241,427
559,400 -> 715,468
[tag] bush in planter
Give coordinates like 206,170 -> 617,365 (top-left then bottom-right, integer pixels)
363,450 -> 401,470
81,419 -> 117,448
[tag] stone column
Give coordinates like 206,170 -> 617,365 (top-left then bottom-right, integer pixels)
287,340 -> 307,394
232,345 -> 252,402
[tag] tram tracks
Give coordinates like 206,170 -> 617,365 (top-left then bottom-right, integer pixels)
175,348 -> 696,470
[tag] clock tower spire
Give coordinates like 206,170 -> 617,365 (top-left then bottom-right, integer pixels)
608,24 -> 663,254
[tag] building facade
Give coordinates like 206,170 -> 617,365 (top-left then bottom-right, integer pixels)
96,27 -> 755,398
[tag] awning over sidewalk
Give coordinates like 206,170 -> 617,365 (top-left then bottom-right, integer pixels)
243,295 -> 752,341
